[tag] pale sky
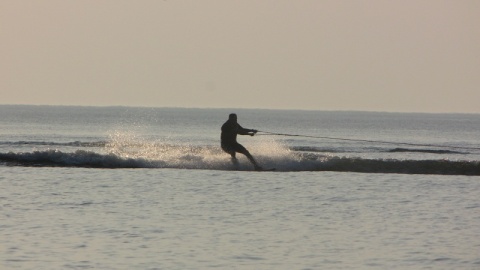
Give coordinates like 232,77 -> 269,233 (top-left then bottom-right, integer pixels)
1,0 -> 479,113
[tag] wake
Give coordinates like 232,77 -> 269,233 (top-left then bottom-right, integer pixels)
0,148 -> 479,175
0,132 -> 479,175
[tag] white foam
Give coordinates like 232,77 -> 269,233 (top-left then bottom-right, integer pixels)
105,131 -> 299,170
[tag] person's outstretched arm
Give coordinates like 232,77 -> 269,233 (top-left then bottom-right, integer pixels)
237,124 -> 258,136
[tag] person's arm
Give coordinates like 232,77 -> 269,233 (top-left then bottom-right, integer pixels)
237,124 -> 258,136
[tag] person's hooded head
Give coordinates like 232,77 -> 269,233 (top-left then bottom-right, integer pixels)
229,113 -> 237,122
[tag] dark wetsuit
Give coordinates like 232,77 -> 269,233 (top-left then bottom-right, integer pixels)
221,120 -> 253,154
221,114 -> 261,170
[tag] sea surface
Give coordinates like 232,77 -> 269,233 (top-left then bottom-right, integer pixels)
1,105 -> 479,269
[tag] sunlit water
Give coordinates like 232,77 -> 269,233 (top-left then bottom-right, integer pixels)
1,105 -> 479,269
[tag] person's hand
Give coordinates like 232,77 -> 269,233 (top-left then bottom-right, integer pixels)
250,130 -> 258,136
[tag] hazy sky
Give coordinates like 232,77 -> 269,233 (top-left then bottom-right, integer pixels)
2,1 -> 479,113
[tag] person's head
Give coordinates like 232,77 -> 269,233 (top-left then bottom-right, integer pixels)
229,113 -> 237,122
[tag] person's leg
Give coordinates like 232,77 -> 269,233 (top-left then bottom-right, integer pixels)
230,152 -> 239,167
222,144 -> 240,168
235,144 -> 262,170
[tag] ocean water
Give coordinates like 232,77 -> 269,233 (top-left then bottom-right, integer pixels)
1,105 -> 479,269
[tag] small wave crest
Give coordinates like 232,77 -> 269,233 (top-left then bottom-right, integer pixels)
311,155 -> 480,175
0,140 -> 107,147
389,148 -> 464,154
292,146 -> 467,155
0,150 -> 156,168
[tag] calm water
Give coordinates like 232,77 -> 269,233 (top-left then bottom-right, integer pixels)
1,105 -> 479,269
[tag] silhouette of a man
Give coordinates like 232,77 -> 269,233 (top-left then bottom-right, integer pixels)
221,113 -> 262,170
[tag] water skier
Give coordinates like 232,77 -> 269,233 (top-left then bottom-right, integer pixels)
221,113 -> 262,170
